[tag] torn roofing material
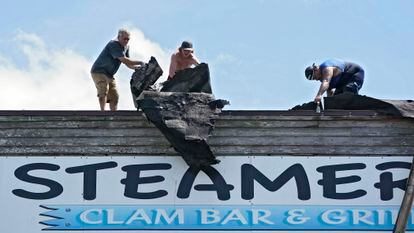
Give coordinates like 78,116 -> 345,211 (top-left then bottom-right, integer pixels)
290,101 -> 322,111
134,63 -> 229,167
324,94 -> 414,118
161,63 -> 212,93
138,91 -> 228,167
291,93 -> 414,118
130,56 -> 163,108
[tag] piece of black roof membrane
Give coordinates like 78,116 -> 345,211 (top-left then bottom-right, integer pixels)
290,93 -> 414,118
132,62 -> 229,167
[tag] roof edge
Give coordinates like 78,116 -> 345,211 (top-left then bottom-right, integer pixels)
0,110 -> 380,117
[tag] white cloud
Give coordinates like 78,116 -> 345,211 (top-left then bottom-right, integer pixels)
0,27 -> 170,110
0,31 -> 94,110
128,28 -> 170,78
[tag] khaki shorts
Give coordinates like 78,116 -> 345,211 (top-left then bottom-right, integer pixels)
91,73 -> 119,104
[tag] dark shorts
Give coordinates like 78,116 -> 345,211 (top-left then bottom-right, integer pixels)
334,65 -> 364,95
334,81 -> 363,95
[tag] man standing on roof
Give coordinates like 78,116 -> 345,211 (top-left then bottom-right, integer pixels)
305,59 -> 365,104
168,41 -> 200,80
91,28 -> 144,111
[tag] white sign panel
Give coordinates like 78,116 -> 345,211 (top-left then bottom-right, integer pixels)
0,156 -> 413,233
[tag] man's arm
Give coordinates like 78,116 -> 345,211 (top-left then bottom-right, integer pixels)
168,54 -> 178,79
118,57 -> 144,69
314,67 -> 333,103
191,53 -> 200,65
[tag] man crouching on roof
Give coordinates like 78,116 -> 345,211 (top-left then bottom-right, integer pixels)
168,41 -> 200,80
305,59 -> 365,104
91,28 -> 144,111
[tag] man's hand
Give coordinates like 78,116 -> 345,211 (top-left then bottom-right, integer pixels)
314,94 -> 322,104
133,63 -> 145,70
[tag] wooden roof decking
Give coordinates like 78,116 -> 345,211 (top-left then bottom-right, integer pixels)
0,110 -> 413,157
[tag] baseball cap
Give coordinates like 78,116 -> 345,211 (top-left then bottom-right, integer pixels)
180,41 -> 193,51
305,63 -> 316,80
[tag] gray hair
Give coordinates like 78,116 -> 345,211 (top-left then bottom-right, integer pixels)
118,28 -> 130,38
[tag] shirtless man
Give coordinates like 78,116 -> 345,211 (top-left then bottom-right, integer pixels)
168,41 -> 200,80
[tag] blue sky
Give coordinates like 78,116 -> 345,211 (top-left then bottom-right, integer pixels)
0,0 -> 413,110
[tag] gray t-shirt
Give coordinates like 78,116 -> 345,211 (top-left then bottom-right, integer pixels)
91,40 -> 129,78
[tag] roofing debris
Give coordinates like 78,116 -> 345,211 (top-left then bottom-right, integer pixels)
290,101 -> 322,111
324,94 -> 414,118
130,59 -> 229,167
130,56 -> 164,108
138,91 -> 228,167
161,63 -> 212,93
291,93 -> 414,118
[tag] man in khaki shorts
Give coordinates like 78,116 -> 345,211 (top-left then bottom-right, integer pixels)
91,28 -> 144,111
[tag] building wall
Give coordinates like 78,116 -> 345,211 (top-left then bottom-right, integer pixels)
1,110 -> 413,156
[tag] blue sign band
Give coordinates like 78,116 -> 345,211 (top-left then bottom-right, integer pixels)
40,205 -> 410,231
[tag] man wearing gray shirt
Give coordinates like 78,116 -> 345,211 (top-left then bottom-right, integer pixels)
91,28 -> 143,111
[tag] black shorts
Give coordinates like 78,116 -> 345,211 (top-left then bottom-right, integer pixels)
334,63 -> 364,95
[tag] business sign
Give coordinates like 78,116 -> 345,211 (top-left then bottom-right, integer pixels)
0,156 -> 413,232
